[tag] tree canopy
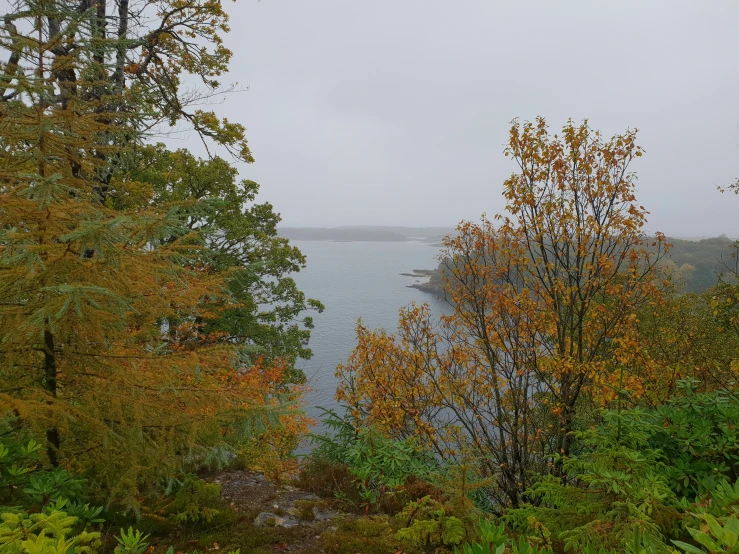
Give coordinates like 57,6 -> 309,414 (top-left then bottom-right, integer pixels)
0,0 -> 318,505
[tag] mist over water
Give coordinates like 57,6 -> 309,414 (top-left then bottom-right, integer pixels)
291,240 -> 450,428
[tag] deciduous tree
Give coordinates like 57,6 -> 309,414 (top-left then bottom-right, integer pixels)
112,145 -> 324,382
337,118 -> 668,507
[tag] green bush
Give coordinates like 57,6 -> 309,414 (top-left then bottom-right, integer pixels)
319,516 -> 422,554
454,520 -> 508,554
0,436 -> 84,511
649,380 -> 739,499
310,407 -> 436,511
0,509 -> 101,554
394,496 -> 466,547
505,410 -> 681,553
140,475 -> 230,529
673,514 -> 739,554
166,476 -> 223,524
114,527 -> 150,554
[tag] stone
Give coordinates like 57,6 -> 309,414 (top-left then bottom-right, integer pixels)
312,505 -> 338,522
254,511 -> 300,529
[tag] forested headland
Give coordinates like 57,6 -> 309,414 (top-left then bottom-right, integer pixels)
414,234 -> 739,296
1,1 -> 738,554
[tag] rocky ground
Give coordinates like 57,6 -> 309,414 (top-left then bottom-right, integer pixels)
204,470 -> 340,554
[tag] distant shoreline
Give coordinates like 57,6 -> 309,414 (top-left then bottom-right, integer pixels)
278,225 -> 454,244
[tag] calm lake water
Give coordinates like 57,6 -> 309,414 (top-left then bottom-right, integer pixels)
290,240 -> 449,428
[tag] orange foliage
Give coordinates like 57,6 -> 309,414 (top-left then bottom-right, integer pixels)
0,13 -> 304,502
337,118 -> 669,507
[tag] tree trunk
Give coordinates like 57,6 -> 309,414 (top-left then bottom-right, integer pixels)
43,325 -> 60,467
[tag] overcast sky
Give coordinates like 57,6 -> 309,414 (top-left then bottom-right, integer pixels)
187,0 -> 739,236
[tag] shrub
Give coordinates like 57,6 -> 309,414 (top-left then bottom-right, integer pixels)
0,434 -> 84,511
649,380 -> 739,499
319,516 -> 422,554
297,458 -> 360,504
0,509 -> 101,554
309,407 -> 436,512
673,514 -> 739,554
394,496 -> 466,547
114,527 -> 150,554
454,520 -> 508,554
505,410 -> 681,553
141,476 -> 231,529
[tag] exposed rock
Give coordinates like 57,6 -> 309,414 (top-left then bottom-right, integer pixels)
253,511 -> 300,528
207,468 -> 341,554
312,505 -> 338,522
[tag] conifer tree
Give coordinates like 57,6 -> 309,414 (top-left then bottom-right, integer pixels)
0,0 -> 307,505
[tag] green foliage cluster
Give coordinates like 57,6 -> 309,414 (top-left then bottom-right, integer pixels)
0,509 -> 101,554
395,495 -> 466,547
140,475 -> 227,528
166,478 -> 222,525
319,516 -> 423,554
0,431 -> 237,554
310,408 -> 437,510
650,381 -> 739,497
0,430 -> 109,554
454,518 -> 682,554
0,426 -> 90,514
111,527 -> 240,554
673,514 -> 739,554
455,520 -> 555,554
115,146 -> 324,379
505,410 -> 681,552
306,380 -> 739,554
499,382 -> 739,553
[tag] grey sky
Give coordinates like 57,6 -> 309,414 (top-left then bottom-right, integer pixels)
194,0 -> 739,236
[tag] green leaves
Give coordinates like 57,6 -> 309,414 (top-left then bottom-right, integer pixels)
0,509 -> 100,554
117,146 -> 324,379
0,428 -> 87,512
454,520 -> 553,554
673,514 -> 739,554
114,527 -> 149,554
395,497 -> 466,546
505,408 -> 678,553
311,407 -> 436,508
23,470 -> 84,507
454,520 -> 508,554
650,382 -> 739,499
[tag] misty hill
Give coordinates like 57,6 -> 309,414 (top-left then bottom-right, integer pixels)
663,235 -> 738,292
278,226 -> 455,242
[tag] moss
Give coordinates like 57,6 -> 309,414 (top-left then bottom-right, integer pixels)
293,500 -> 316,521
172,516 -> 318,554
320,516 -> 423,554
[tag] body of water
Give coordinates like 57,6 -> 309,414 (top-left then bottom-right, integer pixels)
290,240 -> 449,427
